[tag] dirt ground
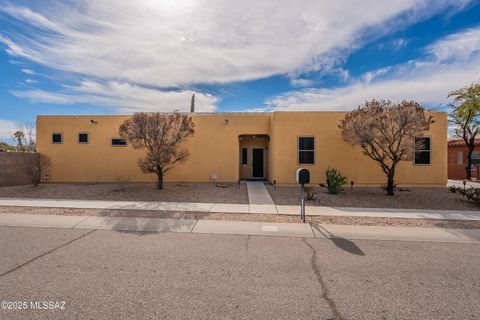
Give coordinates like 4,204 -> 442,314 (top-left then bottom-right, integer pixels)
0,182 -> 249,204
0,206 -> 479,229
266,184 -> 479,211
1,182 -> 478,211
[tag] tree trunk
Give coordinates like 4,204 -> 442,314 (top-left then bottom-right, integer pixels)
386,174 -> 395,196
386,166 -> 396,196
465,146 -> 474,180
156,170 -> 164,190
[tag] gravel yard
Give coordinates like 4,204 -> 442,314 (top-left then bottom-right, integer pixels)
0,182 -> 249,204
0,206 -> 479,229
266,184 -> 479,211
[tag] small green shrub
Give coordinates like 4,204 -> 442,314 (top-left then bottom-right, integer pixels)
304,186 -> 316,200
454,187 -> 480,206
448,185 -> 460,193
325,167 -> 348,194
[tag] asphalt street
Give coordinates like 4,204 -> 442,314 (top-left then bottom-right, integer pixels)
1,226 -> 479,320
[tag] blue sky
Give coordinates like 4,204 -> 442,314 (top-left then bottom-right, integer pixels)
1,0 -> 480,141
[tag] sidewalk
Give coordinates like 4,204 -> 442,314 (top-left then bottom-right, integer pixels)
0,197 -> 479,221
0,213 -> 479,243
448,179 -> 480,188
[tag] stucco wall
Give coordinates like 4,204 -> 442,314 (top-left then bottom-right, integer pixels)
37,114 -> 271,183
37,111 -> 448,186
270,111 -> 447,186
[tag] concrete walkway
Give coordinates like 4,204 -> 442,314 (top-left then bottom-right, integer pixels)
0,197 -> 479,220
246,181 -> 275,204
0,213 -> 479,243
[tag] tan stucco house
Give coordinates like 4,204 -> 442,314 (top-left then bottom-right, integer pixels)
37,111 -> 447,185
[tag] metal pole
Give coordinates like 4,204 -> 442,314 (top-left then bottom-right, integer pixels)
301,183 -> 305,223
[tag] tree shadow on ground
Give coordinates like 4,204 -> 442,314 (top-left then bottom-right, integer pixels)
311,224 -> 365,256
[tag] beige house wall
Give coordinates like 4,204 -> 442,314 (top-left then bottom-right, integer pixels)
37,111 -> 447,186
37,113 -> 271,183
269,112 -> 447,186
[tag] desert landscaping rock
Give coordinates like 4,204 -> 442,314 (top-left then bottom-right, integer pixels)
266,184 -> 478,211
0,182 -> 249,204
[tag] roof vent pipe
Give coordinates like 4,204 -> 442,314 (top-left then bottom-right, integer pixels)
190,93 -> 195,113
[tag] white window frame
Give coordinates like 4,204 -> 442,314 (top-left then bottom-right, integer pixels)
298,136 -> 315,165
413,136 -> 431,166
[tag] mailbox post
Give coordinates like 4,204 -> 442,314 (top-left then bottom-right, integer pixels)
296,168 -> 310,223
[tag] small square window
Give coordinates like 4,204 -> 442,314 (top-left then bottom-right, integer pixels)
78,133 -> 89,144
414,137 -> 431,165
52,133 -> 63,144
241,148 -> 248,165
111,138 -> 127,146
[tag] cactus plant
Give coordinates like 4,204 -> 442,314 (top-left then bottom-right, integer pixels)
325,167 -> 348,194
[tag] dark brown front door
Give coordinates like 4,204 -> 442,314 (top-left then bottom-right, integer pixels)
252,148 -> 264,178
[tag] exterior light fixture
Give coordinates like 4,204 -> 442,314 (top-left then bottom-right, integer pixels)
224,119 -> 230,125
90,119 -> 98,124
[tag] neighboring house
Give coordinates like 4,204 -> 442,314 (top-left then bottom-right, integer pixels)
447,139 -> 480,180
37,112 -> 447,186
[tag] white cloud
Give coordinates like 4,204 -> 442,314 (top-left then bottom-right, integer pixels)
391,38 -> 409,50
290,78 -> 315,88
0,1 -> 471,87
426,27 -> 480,62
25,78 -> 38,84
0,119 -> 18,140
0,0 -> 473,112
267,27 -> 480,111
11,80 -> 217,113
20,68 -> 35,75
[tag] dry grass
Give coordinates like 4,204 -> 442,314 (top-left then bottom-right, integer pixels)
266,184 -> 479,211
0,206 -> 479,229
0,182 -> 249,204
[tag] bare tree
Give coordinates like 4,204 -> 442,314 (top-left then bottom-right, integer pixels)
119,112 -> 195,190
339,100 -> 434,195
448,82 -> 480,180
23,122 -> 36,152
26,153 -> 51,186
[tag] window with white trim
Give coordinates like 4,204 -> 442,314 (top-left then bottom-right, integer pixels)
298,136 -> 315,164
414,137 -> 431,165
